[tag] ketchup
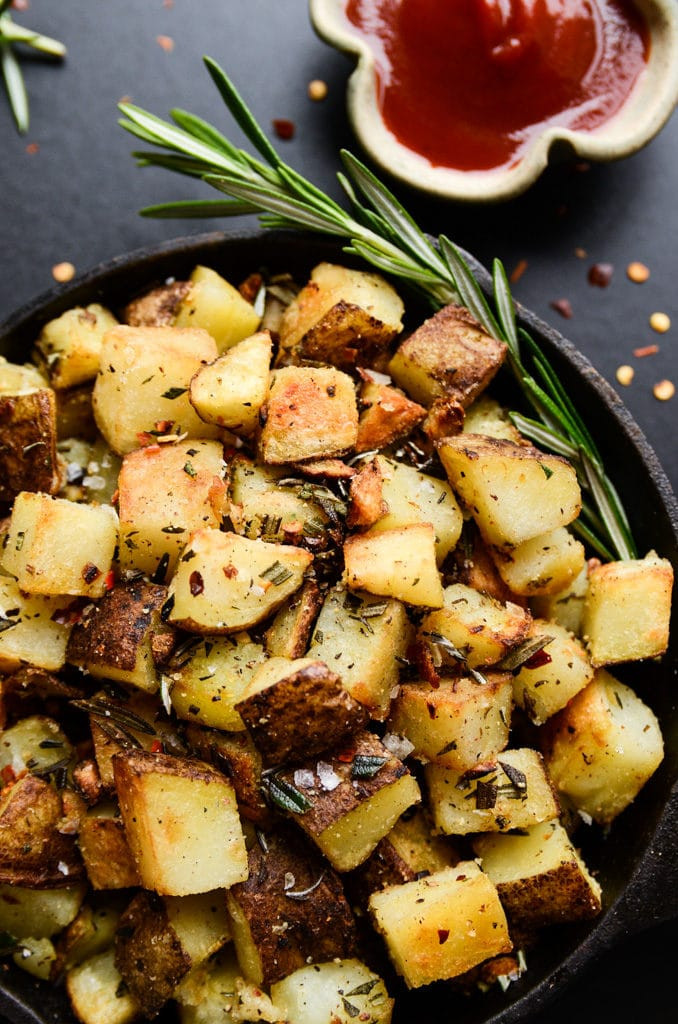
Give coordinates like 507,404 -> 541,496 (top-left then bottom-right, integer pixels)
344,0 -> 650,171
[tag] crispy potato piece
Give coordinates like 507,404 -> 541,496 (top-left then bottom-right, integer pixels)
36,305 -> 119,390
0,882 -> 86,939
124,280 -> 191,327
235,656 -> 368,765
66,948 -> 140,1024
368,862 -> 511,988
421,583 -> 531,668
347,458 -> 388,529
226,827 -> 358,986
0,774 -> 83,887
492,526 -> 586,596
0,576 -> 74,673
264,578 -> 322,658
355,378 -> 426,453
169,632 -> 265,732
78,804 -> 142,890
512,619 -> 594,724
462,394 -> 524,442
189,331 -> 272,435
174,265 -> 261,352
421,396 -> 465,442
271,960 -> 394,1024
388,304 -> 507,408
344,523 -> 444,608
260,366 -> 358,463
186,724 -> 273,827
0,389 -> 61,502
229,455 -> 330,545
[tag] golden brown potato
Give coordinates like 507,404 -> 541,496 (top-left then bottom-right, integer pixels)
511,619 -> 594,725
421,582 -> 532,668
0,389 -> 61,502
173,264 -> 261,352
491,526 -> 585,596
66,948 -> 140,1024
0,577 -> 75,673
0,774 -> 83,887
344,523 -> 444,608
355,377 -> 426,453
77,806 -> 142,890
189,331 -> 272,435
124,280 -> 191,327
264,578 -> 322,658
36,305 -> 119,390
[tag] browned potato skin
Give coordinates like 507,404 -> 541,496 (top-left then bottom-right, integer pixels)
355,380 -> 426,453
264,579 -> 323,659
449,523 -> 526,606
494,861 -> 602,930
422,396 -> 465,442
0,389 -> 61,502
54,385 -> 97,441
0,667 -> 79,730
114,891 -> 191,1017
186,724 -> 273,827
0,775 -> 84,887
227,827 -> 358,986
347,458 -> 388,529
78,815 -> 142,890
123,281 -> 191,327
235,659 -> 369,766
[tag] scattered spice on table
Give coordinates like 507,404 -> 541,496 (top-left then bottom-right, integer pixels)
156,35 -> 174,52
550,298 -> 573,319
273,118 -> 295,140
52,262 -> 75,283
649,312 -> 671,334
633,344 -> 659,358
588,263 -> 613,287
653,380 -> 675,401
615,365 -> 634,386
308,79 -> 328,101
509,259 -> 528,284
627,261 -> 650,283
574,248 -> 587,259
25,142 -> 39,155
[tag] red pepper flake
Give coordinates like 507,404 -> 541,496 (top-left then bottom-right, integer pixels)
336,744 -> 357,763
104,570 -> 115,591
162,0 -> 174,7
1,766 -> 16,785
273,118 -> 295,141
437,929 -> 450,944
588,263 -> 613,288
51,599 -> 86,626
523,648 -> 553,670
150,740 -> 164,753
509,259 -> 528,284
82,562 -> 101,585
156,34 -> 174,52
111,489 -> 120,506
633,344 -> 659,358
25,142 -> 39,155
223,563 -> 238,579
550,298 -> 573,319
189,570 -> 205,596
154,420 -> 173,434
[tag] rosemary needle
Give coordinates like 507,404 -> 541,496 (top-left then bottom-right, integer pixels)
0,4 -> 66,134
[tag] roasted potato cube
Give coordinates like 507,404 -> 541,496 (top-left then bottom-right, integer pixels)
346,457 -> 388,530
173,264 -> 261,352
270,731 -> 421,871
388,304 -> 507,408
421,582 -> 532,668
77,804 -> 142,890
66,579 -> 173,692
344,523 -> 444,608
168,529 -> 312,634
36,304 -> 119,390
421,395 -> 465,442
52,901 -> 123,978
226,827 -> 358,986
0,774 -> 83,887
259,365 -> 358,463
0,356 -> 48,394
92,324 -> 221,454
462,394 -> 523,441
0,576 -> 74,672
492,526 -> 586,596
532,561 -> 590,636
54,384 -> 98,441
189,331 -> 272,435
169,632 -> 265,732
264,579 -> 322,658
512,619 -> 594,724
368,862 -> 511,988
474,819 -> 602,929
388,674 -> 512,771
0,389 -> 61,502
66,948 -> 140,1024
175,947 -> 283,1024
229,455 -> 329,544
124,280 -> 191,327
541,670 -> 664,824
308,586 -> 412,719
235,656 -> 368,765
278,262 -> 403,367
438,435 -> 581,547
583,551 -> 673,665
118,439 -> 227,580
0,882 -> 85,939
2,491 -> 118,598
426,748 -> 559,835
271,960 -> 393,1024
186,725 -> 272,827
354,377 -> 426,453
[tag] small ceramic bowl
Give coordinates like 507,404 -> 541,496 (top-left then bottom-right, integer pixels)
310,0 -> 678,202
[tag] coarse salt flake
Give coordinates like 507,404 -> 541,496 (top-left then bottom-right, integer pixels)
382,732 -> 414,759
316,761 -> 341,791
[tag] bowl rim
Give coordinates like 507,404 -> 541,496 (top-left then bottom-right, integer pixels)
310,0 -> 678,202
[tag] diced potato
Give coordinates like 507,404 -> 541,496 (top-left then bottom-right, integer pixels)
264,579 -> 322,658
0,388 -> 61,502
66,948 -> 140,1024
388,674 -> 512,771
189,331 -> 272,435
0,882 -> 85,939
169,633 -> 266,732
531,562 -> 590,636
388,304 -> 507,408
582,551 -> 673,665
185,725 -> 271,827
36,304 -> 119,389
87,691 -> 182,791
259,366 -> 358,463
307,586 -> 412,719
512,619 -> 594,724
0,774 -> 83,886
421,583 -> 531,668
12,935 -> 57,980
124,280 -> 191,328
278,262 -> 403,367
113,749 -> 248,895
271,960 -> 393,1024
175,947 -> 283,1024
426,748 -> 559,835
368,862 -> 511,988
421,396 -> 465,442
92,324 -> 221,454
2,491 -> 118,598
118,439 -> 227,579
174,264 -> 261,352
77,804 -> 142,890
229,455 -> 329,544
168,529 -> 312,634
474,819 -> 602,929
354,378 -> 426,453
462,394 -> 523,442
541,670 -> 664,824
437,435 -> 581,547
0,714 -> 73,776
52,901 -> 122,977
344,524 -> 444,608
0,356 -> 47,394
0,576 -> 74,673
492,527 -> 586,596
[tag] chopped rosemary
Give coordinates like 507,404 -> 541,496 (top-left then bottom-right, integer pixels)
351,754 -> 388,778
267,773 -> 314,814
71,698 -> 157,736
161,387 -> 188,399
498,635 -> 554,672
259,560 -> 294,586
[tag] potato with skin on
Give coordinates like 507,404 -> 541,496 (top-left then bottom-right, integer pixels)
0,388 -> 61,502
583,551 -> 673,665
278,261 -> 404,368
512,619 -> 594,725
259,365 -> 359,463
77,804 -> 142,890
35,304 -> 119,390
124,280 -> 191,328
368,862 -> 511,988
532,561 -> 590,637
491,526 -> 586,596
264,578 -> 322,658
541,670 -> 664,824
168,529 -> 313,634
448,521 -> 521,605
51,902 -> 123,981
347,457 -> 388,529
2,491 -> 118,598
92,324 -> 221,455
388,303 -> 507,408
173,264 -> 261,352
426,748 -> 560,835
113,749 -> 248,895
354,376 -> 426,453
226,827 -> 358,987
270,730 -> 421,872
235,656 -> 368,765
421,582 -> 532,669
344,523 -> 444,608
271,960 -> 394,1024
117,438 -> 227,580
0,774 -> 84,887
0,578 -> 75,673
185,724 -> 273,827
388,673 -> 513,772
437,434 -> 581,547
307,586 -> 412,719
189,331 -> 272,435
66,948 -> 140,1024
473,819 -> 602,930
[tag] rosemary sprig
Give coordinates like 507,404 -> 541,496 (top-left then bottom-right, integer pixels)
119,57 -> 636,560
0,1 -> 66,134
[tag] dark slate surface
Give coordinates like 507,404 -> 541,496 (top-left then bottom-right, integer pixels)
1,2 -> 676,1022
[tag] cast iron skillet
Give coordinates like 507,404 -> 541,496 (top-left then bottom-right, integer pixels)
0,230 -> 676,1024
